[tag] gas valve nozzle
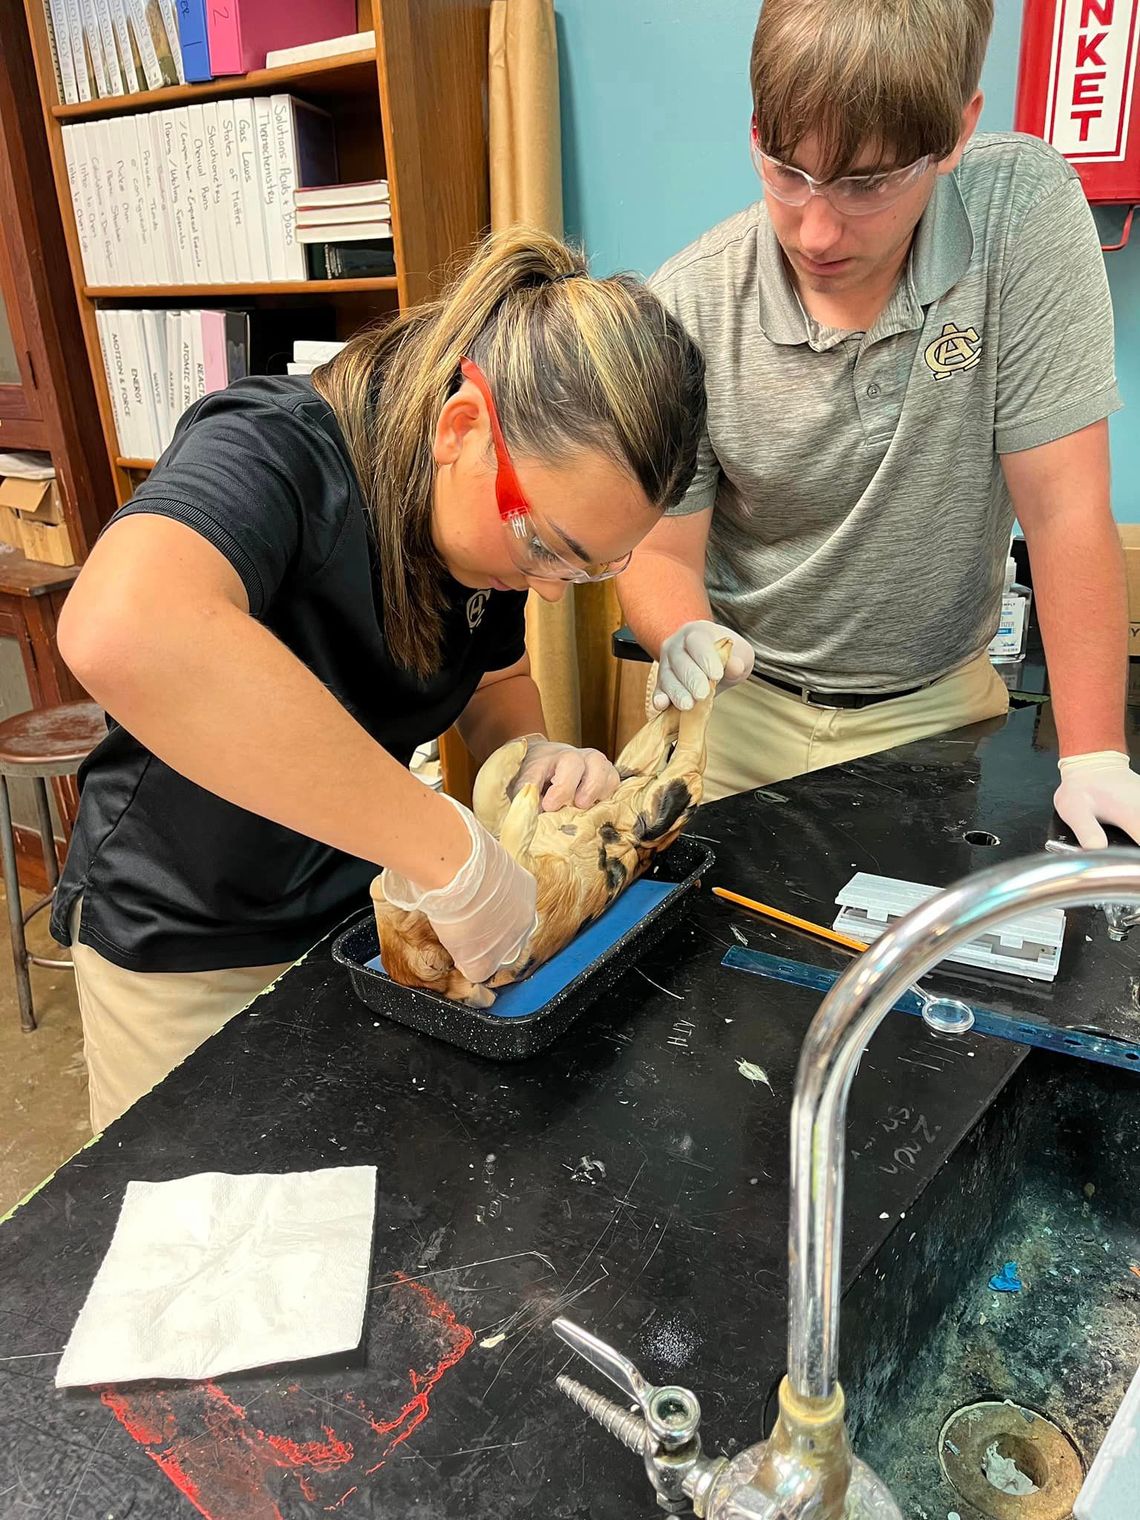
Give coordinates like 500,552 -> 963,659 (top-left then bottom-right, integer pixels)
551,1317 -> 727,1514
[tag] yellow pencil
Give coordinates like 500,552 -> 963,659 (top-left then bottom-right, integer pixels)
711,886 -> 871,955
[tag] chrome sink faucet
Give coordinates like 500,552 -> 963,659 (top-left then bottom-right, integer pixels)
1101,901 -> 1140,939
553,849 -> 1140,1519
1045,837 -> 1140,938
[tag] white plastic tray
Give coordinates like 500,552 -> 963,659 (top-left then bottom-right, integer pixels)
834,872 -> 1065,983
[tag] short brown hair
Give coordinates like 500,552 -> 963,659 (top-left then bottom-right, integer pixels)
750,0 -> 994,179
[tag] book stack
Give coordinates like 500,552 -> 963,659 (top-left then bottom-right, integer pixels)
61,95 -> 337,286
41,0 -> 185,105
264,30 -> 374,69
296,180 -> 395,281
95,308 -> 251,459
205,2 -> 357,77
40,0 -> 360,101
285,338 -> 345,375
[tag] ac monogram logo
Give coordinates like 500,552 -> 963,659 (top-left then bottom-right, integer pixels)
924,320 -> 982,381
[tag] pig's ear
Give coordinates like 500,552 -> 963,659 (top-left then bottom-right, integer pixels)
473,735 -> 531,838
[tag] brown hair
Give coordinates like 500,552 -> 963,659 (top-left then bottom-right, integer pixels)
750,0 -> 994,180
313,228 -> 706,678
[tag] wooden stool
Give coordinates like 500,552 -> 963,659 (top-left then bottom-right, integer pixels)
0,702 -> 106,1032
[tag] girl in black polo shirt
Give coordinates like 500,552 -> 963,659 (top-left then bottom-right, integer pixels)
53,229 -> 706,1130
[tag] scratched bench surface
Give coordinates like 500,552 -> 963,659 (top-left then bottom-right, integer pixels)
2,701 -> 1132,1520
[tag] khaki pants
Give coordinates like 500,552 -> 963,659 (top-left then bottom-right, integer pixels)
688,652 -> 1010,802
71,902 -> 292,1133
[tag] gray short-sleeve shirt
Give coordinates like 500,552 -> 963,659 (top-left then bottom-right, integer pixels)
650,132 -> 1121,692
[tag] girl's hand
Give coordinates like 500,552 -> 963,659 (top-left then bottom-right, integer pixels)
512,735 -> 620,811
380,795 -> 538,982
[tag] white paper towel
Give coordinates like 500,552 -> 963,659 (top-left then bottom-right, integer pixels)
56,1167 -> 377,1388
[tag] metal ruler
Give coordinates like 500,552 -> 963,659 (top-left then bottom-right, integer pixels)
721,945 -> 1140,1075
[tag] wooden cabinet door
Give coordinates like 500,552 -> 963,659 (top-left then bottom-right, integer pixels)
0,220 -> 46,443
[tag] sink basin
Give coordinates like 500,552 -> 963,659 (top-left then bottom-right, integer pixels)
841,1053 -> 1140,1519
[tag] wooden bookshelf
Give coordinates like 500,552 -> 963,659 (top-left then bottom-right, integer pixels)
20,0 -> 492,511
51,48 -> 379,120
86,277 -> 400,298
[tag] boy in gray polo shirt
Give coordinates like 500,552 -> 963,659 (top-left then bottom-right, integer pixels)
619,0 -> 1140,849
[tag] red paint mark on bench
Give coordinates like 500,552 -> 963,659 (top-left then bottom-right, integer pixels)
101,1273 -> 473,1516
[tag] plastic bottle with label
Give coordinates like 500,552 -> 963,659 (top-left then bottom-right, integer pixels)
988,550 -> 1032,664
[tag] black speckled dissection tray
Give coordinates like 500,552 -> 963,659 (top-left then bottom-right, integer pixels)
331,836 -> 715,1059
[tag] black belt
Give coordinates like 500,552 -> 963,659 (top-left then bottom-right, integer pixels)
753,670 -> 933,710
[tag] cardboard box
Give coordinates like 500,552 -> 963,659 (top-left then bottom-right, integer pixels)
0,504 -> 21,550
0,476 -> 63,524
1123,525 -> 1140,657
0,474 -> 74,565
18,514 -> 74,567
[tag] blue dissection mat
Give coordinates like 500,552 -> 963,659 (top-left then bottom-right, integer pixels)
367,877 -> 677,1019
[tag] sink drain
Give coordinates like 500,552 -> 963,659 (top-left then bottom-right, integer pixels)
939,1401 -> 1083,1520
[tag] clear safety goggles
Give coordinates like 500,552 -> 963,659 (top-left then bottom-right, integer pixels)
459,356 -> 632,584
750,119 -> 932,216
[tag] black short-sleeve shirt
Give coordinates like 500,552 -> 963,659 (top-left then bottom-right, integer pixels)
52,376 -> 527,973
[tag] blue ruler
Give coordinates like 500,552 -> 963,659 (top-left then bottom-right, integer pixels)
721,945 -> 1140,1075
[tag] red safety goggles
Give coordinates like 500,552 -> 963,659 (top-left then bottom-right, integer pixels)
460,356 -> 632,584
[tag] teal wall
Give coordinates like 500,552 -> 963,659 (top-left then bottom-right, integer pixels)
557,0 -> 1140,519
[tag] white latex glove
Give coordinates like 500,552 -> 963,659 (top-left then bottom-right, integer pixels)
511,735 -> 620,812
380,793 -> 538,983
652,620 -> 756,712
1054,751 -> 1140,849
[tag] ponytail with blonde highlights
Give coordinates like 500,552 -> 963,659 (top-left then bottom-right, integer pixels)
313,228 -> 705,678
